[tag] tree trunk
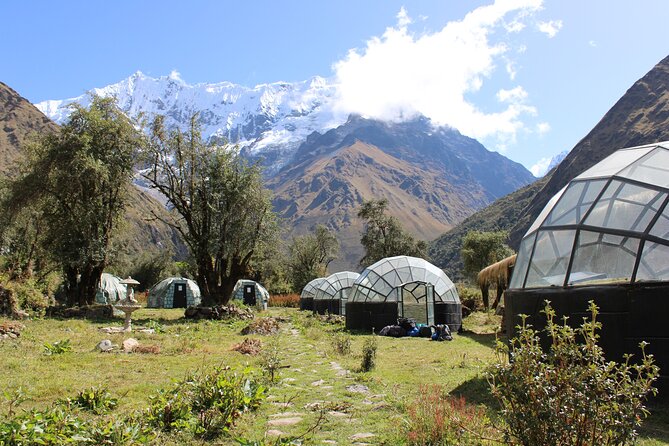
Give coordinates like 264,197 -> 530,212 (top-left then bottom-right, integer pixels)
65,267 -> 79,307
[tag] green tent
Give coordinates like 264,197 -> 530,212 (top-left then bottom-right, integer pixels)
147,277 -> 201,308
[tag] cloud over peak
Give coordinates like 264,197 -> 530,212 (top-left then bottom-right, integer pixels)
332,0 -> 559,150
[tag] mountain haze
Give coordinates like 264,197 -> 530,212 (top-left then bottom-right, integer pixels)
431,54 -> 669,278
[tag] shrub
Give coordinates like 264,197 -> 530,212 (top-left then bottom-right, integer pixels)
405,385 -> 497,445
359,336 -> 378,372
487,300 -> 659,446
67,386 -> 118,414
268,293 -> 300,308
43,339 -> 72,355
146,366 -> 266,439
259,336 -> 283,383
331,332 -> 351,356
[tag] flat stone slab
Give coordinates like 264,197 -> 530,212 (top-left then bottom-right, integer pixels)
267,417 -> 302,426
266,429 -> 284,436
311,379 -> 326,386
350,433 -> 376,440
346,384 -> 370,394
269,412 -> 303,417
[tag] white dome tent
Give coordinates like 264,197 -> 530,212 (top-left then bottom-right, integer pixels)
231,280 -> 269,310
347,256 -> 461,332
312,271 -> 359,315
95,273 -> 127,305
300,277 -> 326,311
505,141 -> 669,392
147,277 -> 201,308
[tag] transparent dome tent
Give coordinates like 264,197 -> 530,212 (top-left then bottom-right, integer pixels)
300,277 -> 326,311
313,271 -> 359,315
346,256 -> 461,332
506,142 -> 669,393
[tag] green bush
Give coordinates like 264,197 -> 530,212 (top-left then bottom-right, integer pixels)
146,366 -> 266,439
359,336 -> 378,372
488,301 -> 659,446
67,386 -> 118,414
43,339 -> 72,355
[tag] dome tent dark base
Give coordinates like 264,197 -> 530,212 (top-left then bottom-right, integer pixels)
345,301 -> 462,333
299,297 -> 314,311
505,283 -> 669,397
313,299 -> 341,315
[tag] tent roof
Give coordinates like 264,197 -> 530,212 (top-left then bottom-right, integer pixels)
301,277 -> 326,299
313,271 -> 359,300
349,255 -> 459,303
511,142 -> 669,289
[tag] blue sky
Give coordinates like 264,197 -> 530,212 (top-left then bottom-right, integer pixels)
2,0 -> 668,174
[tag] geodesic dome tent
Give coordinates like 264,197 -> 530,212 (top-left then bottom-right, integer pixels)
95,273 -> 127,305
506,142 -> 669,392
147,277 -> 201,308
231,279 -> 269,309
300,278 -> 325,311
312,271 -> 359,315
346,256 -> 462,332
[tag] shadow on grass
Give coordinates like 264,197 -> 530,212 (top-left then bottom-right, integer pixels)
449,375 -> 498,409
458,330 -> 501,349
640,401 -> 669,443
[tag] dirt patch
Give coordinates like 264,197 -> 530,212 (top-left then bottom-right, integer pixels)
0,320 -> 24,338
184,305 -> 254,321
241,317 -> 280,335
232,337 -> 263,355
134,344 -> 161,354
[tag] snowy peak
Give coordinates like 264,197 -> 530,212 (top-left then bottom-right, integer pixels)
36,72 -> 343,173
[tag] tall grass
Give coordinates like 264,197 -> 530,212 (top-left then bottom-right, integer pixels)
268,293 -> 299,308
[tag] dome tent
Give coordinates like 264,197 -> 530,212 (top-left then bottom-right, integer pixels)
95,273 -> 127,305
506,142 -> 669,392
231,280 -> 269,309
312,271 -> 359,315
300,277 -> 325,311
147,277 -> 201,308
347,256 -> 461,332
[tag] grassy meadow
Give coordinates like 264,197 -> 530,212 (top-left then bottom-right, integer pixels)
1,306 -> 668,445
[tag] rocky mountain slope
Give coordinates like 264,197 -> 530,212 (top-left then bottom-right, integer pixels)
0,82 -> 184,264
430,54 -> 669,278
270,116 -> 535,270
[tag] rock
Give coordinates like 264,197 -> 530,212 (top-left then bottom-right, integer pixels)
97,339 -> 114,352
346,384 -> 370,394
311,379 -> 326,386
266,429 -> 285,437
122,338 -> 139,352
350,433 -> 376,440
267,417 -> 302,426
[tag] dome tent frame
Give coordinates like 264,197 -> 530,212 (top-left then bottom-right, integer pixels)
312,271 -> 359,316
506,142 -> 669,395
299,277 -> 325,311
346,256 -> 461,332
147,277 -> 201,308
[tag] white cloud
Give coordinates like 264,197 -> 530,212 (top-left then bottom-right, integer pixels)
537,121 -> 550,135
589,40 -> 597,47
530,156 -> 552,176
537,19 -> 562,38
332,0 -> 548,143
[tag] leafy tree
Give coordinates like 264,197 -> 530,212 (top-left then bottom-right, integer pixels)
460,230 -> 513,281
358,199 -> 427,267
288,225 -> 339,292
1,96 -> 141,306
141,115 -> 278,304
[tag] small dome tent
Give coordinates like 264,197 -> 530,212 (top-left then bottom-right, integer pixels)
300,278 -> 325,311
347,256 -> 461,332
231,280 -> 269,309
95,273 -> 127,305
506,142 -> 669,392
147,277 -> 201,308
313,271 -> 359,315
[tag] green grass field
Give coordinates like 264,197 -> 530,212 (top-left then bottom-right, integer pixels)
1,307 -> 667,445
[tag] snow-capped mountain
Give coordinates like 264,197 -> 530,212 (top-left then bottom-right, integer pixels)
36,71 -> 343,173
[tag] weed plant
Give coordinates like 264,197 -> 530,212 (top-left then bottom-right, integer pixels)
331,332 -> 352,356
43,338 -> 72,355
359,336 -> 378,372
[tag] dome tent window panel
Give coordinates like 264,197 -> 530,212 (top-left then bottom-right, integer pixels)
568,231 -> 639,286
509,233 -> 536,289
618,147 -> 669,188
649,205 -> 669,239
636,242 -> 669,282
576,146 -> 656,180
584,180 -> 666,232
544,180 -> 607,227
527,186 -> 568,235
525,230 -> 576,288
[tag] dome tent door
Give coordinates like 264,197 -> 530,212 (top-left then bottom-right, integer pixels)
399,282 -> 435,326
243,284 -> 256,306
173,282 -> 187,308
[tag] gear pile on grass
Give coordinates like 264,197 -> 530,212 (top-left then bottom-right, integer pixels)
232,338 -> 263,355
241,317 -> 280,335
184,305 -> 254,321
